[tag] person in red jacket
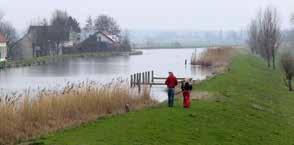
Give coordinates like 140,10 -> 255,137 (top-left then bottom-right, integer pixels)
165,72 -> 178,107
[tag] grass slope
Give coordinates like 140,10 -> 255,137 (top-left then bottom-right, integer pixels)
34,54 -> 294,145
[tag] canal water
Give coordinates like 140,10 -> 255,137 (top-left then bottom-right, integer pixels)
0,48 -> 211,101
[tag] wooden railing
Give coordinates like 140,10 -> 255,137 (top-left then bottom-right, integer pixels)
130,71 -> 190,92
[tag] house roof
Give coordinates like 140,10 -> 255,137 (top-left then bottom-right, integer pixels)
0,33 -> 7,43
97,31 -> 116,43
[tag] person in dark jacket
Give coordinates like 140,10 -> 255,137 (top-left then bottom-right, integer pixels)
181,78 -> 193,108
165,72 -> 178,107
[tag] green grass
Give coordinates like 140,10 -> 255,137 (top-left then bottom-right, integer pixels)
33,54 -> 294,145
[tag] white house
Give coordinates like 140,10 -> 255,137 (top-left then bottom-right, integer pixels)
0,33 -> 7,61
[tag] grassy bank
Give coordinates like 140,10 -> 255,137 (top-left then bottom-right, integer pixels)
0,50 -> 142,69
31,53 -> 294,145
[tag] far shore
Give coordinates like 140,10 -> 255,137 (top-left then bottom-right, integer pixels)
0,50 -> 143,70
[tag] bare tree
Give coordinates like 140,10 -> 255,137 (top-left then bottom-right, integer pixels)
263,7 -> 282,69
94,15 -> 121,36
247,6 -> 282,69
84,16 -> 94,33
50,10 -> 69,55
48,10 -> 82,55
281,52 -> 294,91
0,21 -> 17,45
247,19 -> 259,54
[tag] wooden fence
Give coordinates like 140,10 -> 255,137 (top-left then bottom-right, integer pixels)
130,71 -> 189,92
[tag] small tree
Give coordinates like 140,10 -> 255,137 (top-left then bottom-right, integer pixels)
281,52 -> 294,91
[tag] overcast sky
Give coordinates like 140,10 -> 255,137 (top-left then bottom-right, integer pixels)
0,0 -> 293,32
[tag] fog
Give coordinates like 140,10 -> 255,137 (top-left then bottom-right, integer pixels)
0,0 -> 293,32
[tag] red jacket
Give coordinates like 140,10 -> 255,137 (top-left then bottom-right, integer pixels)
165,75 -> 178,88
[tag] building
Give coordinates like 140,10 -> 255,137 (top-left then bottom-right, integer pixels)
11,25 -> 80,60
0,33 -> 8,61
78,31 -> 119,52
10,26 -> 49,60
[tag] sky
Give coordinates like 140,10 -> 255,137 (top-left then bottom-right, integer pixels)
0,0 -> 293,33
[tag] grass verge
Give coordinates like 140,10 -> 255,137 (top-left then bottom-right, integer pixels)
31,53 -> 294,145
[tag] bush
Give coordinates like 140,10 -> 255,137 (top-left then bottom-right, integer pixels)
280,52 -> 294,91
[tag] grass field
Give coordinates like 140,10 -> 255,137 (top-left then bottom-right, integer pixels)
32,54 -> 294,145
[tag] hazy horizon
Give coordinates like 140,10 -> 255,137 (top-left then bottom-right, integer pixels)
0,0 -> 293,33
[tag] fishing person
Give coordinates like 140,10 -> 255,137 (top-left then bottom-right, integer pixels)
181,78 -> 193,108
165,72 -> 178,107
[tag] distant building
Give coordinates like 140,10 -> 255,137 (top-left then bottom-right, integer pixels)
11,25 -> 80,60
0,33 -> 8,61
11,26 -> 50,60
78,31 -> 119,52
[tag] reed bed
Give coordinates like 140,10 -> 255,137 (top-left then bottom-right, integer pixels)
191,47 -> 234,73
0,79 -> 156,145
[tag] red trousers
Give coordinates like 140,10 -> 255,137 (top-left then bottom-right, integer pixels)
183,91 -> 191,108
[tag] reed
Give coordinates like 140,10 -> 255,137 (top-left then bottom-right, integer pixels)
191,47 -> 234,69
0,79 -> 156,145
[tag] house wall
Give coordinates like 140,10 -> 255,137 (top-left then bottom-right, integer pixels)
11,34 -> 34,60
96,33 -> 113,44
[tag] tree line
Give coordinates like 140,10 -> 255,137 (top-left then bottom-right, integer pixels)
247,7 -> 294,91
247,6 -> 282,70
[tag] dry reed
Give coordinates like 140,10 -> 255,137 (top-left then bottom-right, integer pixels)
0,79 -> 156,145
191,47 -> 234,73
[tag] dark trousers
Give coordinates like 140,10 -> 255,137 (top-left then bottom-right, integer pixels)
167,88 -> 175,107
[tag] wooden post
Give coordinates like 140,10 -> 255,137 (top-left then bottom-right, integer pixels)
130,74 -> 133,87
138,73 -> 141,93
148,71 -> 150,84
151,71 -> 154,83
142,72 -> 145,84
136,73 -> 139,87
133,74 -> 136,87
146,72 -> 148,84
133,74 -> 135,87
144,72 -> 147,84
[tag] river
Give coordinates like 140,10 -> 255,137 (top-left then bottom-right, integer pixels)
0,48 -> 211,101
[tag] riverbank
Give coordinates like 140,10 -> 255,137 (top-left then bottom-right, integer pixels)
0,50 -> 143,70
29,53 -> 294,145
